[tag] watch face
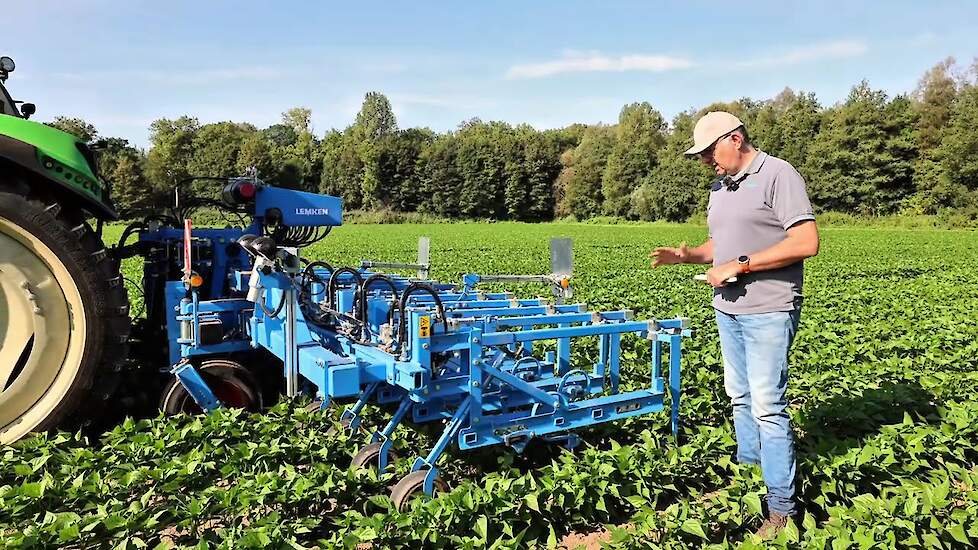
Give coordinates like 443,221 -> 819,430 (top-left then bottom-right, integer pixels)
738,255 -> 749,263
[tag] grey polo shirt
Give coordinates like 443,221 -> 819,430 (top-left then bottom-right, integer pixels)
706,151 -> 815,315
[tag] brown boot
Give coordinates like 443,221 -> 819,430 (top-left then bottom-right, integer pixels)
753,512 -> 791,540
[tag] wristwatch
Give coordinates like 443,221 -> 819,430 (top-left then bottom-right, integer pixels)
737,255 -> 751,274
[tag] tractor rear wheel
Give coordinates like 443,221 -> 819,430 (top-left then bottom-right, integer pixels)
0,175 -> 130,444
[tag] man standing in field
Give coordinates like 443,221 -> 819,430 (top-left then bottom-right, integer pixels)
651,111 -> 819,539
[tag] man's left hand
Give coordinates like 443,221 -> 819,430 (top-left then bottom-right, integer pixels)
705,261 -> 743,287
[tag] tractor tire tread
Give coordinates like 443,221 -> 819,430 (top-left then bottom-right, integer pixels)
0,172 -> 130,438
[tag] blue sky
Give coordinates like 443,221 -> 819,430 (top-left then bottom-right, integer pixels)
6,1 -> 977,147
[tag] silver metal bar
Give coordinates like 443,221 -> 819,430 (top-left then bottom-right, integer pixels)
285,288 -> 299,397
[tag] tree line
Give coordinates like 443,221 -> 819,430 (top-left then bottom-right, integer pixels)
50,57 -> 978,222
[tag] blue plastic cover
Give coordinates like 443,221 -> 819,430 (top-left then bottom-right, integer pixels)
255,186 -> 343,226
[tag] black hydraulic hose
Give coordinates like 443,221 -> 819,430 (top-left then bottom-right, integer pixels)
302,261 -> 334,288
293,261 -> 334,327
258,288 -> 288,318
396,282 -> 447,348
115,222 -> 145,250
326,267 -> 364,310
358,274 -> 400,330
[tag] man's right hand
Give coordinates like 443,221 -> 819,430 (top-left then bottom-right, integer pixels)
650,242 -> 690,267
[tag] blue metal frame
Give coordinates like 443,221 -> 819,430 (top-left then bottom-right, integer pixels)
149,184 -> 690,497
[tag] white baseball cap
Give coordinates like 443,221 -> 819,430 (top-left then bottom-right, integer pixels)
684,111 -> 744,156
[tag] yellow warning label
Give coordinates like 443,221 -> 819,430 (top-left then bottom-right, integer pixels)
419,316 -> 431,338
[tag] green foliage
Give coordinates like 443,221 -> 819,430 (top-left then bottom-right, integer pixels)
601,103 -> 666,217
937,84 -> 978,194
43,60 -> 978,223
804,82 -> 919,215
631,112 -> 712,222
145,116 -> 201,197
913,57 -> 959,152
45,116 -> 98,143
556,125 -> 615,219
187,122 -> 259,198
6,222 -> 977,548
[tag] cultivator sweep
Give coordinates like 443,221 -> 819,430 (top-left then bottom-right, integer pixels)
135,176 -> 690,508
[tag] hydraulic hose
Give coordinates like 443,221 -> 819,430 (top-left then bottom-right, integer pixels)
396,282 -> 447,348
358,274 -> 400,328
258,287 -> 288,318
326,267 -> 364,311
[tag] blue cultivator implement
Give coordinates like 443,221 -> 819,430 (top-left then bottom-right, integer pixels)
144,175 -> 691,509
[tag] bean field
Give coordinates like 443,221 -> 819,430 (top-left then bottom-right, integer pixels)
2,222 -> 977,549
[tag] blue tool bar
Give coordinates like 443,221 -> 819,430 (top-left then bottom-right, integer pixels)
495,310 -> 632,328
441,298 -> 545,309
480,319 -> 652,346
458,389 -> 665,450
447,303 -> 586,318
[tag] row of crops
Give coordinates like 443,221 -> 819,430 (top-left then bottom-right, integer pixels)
2,223 -> 977,548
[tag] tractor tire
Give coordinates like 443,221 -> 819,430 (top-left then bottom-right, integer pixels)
0,174 -> 130,444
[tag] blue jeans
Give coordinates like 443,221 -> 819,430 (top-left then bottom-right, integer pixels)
716,307 -> 801,517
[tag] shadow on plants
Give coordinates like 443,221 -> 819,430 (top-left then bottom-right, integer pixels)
795,380 -> 938,452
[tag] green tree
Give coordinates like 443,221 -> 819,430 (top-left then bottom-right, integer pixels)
186,122 -> 257,198
454,120 -> 514,218
419,134 -> 462,217
145,116 -> 200,197
320,129 -> 364,208
804,82 -> 918,214
272,107 -> 321,191
937,84 -> 978,196
519,129 -> 563,221
261,124 -> 298,149
345,93 -> 399,207
236,132 -> 275,180
749,88 -> 821,168
631,111 -> 712,221
353,92 -> 398,141
914,57 -> 959,152
377,128 -> 435,211
601,103 -> 666,217
109,152 -> 152,216
45,116 -> 98,143
556,125 -> 614,219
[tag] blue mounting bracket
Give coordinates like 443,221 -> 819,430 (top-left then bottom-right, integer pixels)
171,362 -> 223,413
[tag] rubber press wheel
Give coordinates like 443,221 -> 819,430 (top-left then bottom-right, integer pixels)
390,470 -> 449,512
350,442 -> 399,471
160,359 -> 263,414
0,176 -> 130,444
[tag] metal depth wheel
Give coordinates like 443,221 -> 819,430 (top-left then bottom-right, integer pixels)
390,469 -> 449,512
0,177 -> 129,444
350,441 -> 399,471
160,359 -> 263,414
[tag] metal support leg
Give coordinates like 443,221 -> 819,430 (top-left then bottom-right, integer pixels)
412,396 -> 472,477
284,288 -> 299,397
557,323 -> 571,374
171,362 -> 222,413
669,334 -> 682,439
608,332 -> 621,394
340,382 -> 380,431
371,396 -> 413,471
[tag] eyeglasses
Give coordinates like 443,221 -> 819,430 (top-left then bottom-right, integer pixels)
698,131 -> 735,161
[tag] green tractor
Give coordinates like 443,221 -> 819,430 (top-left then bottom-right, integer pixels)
0,56 -> 130,444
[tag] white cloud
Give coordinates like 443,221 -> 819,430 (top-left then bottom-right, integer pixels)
506,51 -> 694,79
734,40 -> 868,69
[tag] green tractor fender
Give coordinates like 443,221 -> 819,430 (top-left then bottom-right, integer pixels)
0,114 -> 118,220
